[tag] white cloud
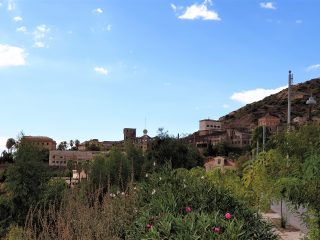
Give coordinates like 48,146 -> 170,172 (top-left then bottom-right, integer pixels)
16,26 -> 27,33
94,67 -> 108,75
222,104 -> 230,108
260,2 -> 276,10
13,16 -> 23,21
230,86 -> 286,105
33,24 -> 50,48
0,137 -> 7,153
306,64 -> 320,71
7,0 -> 15,11
103,24 -> 112,32
36,24 -> 50,33
295,19 -> 302,24
34,42 -> 45,48
171,3 -> 177,11
0,44 -> 26,67
93,8 -> 103,14
178,0 -> 220,21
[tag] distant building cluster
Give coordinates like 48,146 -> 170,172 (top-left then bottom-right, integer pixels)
21,128 -> 152,167
21,114 -> 286,170
185,119 -> 252,151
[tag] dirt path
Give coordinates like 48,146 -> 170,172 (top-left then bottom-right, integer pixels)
263,212 -> 305,240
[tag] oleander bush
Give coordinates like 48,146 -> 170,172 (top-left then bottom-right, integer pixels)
20,167 -> 278,240
126,167 -> 278,240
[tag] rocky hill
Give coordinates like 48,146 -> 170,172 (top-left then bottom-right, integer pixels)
219,77 -> 320,129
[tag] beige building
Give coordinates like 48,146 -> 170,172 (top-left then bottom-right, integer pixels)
49,150 -> 104,167
204,156 -> 237,172
22,136 -> 56,150
226,128 -> 251,148
199,119 -> 223,131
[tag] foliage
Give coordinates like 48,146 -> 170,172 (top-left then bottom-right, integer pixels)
125,142 -> 145,180
5,139 -> 15,153
88,148 -> 133,192
3,225 -> 28,240
146,134 -> 203,169
3,143 -> 50,226
0,151 -> 14,164
127,167 -> 278,239
24,188 -> 138,240
250,126 -> 270,150
57,141 -> 68,151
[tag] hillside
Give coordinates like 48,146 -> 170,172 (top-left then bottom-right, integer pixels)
219,77 -> 320,129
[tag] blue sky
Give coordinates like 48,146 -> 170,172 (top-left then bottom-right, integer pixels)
1,0 -> 320,150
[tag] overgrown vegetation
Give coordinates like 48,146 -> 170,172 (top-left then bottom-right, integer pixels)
2,124 -> 320,239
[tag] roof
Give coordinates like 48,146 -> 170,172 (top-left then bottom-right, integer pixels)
199,119 -> 220,122
23,136 -> 56,142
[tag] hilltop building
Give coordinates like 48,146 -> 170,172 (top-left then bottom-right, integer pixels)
77,128 -> 152,152
22,136 -> 56,150
185,119 -> 251,152
49,150 -> 102,167
49,128 -> 153,167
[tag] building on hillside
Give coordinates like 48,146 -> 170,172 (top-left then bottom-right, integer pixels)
74,128 -> 153,153
225,128 -> 251,148
135,129 -> 152,152
124,128 -> 137,141
199,119 -> 223,131
22,136 -> 56,150
49,150 -> 104,167
78,139 -> 106,151
258,113 -> 281,132
185,119 -> 251,153
204,156 -> 237,172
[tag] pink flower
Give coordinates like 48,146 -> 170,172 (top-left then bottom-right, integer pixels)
185,206 -> 192,214
212,226 -> 220,233
146,223 -> 153,230
225,212 -> 232,219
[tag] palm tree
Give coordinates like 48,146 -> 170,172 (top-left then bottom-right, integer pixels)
6,138 -> 16,153
66,160 -> 74,187
69,140 -> 74,149
75,139 -> 80,150
75,161 -> 82,184
82,160 -> 90,180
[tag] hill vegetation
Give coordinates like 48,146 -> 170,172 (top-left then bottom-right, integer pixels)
220,77 -> 320,128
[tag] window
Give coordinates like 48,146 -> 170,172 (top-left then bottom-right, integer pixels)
52,161 -> 55,163
218,159 -> 221,164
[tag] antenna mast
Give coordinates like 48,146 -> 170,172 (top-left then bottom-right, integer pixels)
287,70 -> 293,131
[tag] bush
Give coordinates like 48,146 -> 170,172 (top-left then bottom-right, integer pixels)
127,167 -> 278,239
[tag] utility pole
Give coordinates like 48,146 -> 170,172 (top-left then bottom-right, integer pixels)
287,70 -> 293,132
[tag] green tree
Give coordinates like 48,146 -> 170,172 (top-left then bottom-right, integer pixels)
125,142 -> 145,181
75,139 -> 80,148
57,141 -> 68,150
4,143 -> 50,225
146,132 -> 203,170
69,140 -> 74,149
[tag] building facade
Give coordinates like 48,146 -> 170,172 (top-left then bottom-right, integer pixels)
49,150 -> 104,167
22,136 -> 57,150
204,156 -> 237,172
